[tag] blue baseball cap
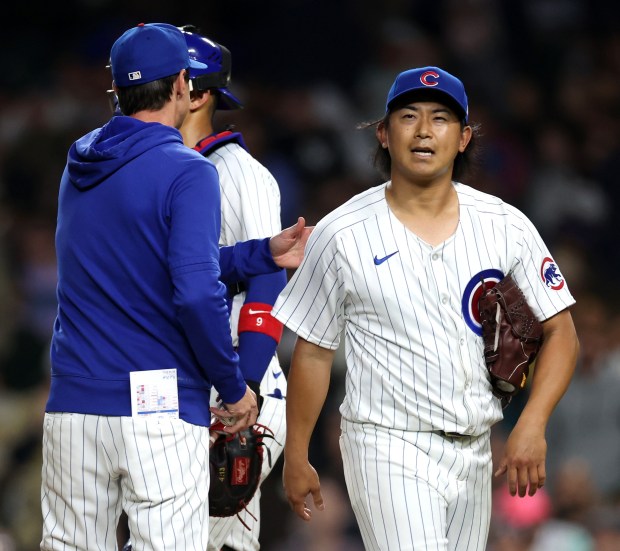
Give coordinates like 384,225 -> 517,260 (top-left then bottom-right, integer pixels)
110,23 -> 208,87
386,66 -> 468,122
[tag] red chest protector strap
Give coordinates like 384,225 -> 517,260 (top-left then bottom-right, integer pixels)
193,130 -> 248,156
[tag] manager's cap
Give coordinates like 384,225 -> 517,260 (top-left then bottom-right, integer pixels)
110,23 -> 208,87
386,66 -> 468,122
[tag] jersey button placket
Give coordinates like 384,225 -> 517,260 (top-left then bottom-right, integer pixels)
432,252 -> 449,306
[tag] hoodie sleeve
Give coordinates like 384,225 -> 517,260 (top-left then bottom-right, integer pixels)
167,160 -> 245,403
219,238 -> 279,284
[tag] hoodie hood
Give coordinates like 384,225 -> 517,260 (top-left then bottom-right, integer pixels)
67,116 -> 182,190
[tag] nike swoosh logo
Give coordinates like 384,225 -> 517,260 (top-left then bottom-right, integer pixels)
248,308 -> 272,315
272,370 -> 282,379
374,251 -> 399,265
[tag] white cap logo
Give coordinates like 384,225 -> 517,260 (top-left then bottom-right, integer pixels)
128,71 -> 142,81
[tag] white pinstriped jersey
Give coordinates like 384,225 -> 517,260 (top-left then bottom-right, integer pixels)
209,140 -> 284,385
207,140 -> 287,551
212,142 -> 282,275
273,181 -> 575,435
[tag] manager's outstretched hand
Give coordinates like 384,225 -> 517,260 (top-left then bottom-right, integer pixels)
270,217 -> 313,269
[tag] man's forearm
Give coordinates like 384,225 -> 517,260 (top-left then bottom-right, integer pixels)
285,338 -> 335,460
519,309 -> 579,427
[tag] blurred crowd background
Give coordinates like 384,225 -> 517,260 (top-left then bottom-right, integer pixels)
1,0 -> 619,549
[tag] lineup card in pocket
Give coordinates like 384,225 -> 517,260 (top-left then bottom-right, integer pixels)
130,369 -> 179,419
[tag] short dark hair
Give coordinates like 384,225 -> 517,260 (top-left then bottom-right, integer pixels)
116,71 -> 187,116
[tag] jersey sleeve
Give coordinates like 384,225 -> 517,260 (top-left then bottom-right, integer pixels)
506,206 -> 576,321
273,222 -> 345,350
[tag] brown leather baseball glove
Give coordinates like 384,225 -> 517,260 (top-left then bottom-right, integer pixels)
478,273 -> 544,404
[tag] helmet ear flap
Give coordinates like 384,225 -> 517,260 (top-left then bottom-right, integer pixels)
218,44 -> 232,85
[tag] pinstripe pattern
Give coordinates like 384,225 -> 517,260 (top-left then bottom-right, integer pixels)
210,142 -> 283,349
273,180 -> 574,550
206,141 -> 286,551
274,182 -> 574,435
41,412 -> 210,551
212,143 -> 281,251
340,420 -> 492,551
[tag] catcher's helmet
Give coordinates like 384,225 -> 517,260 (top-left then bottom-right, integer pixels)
179,25 -> 243,110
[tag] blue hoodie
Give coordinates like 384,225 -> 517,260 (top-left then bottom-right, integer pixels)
48,116 -> 277,426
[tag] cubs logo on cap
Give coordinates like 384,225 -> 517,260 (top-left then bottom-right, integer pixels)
386,66 -> 469,122
420,70 -> 441,87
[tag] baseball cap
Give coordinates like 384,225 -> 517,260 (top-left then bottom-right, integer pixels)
386,66 -> 468,122
110,23 -> 208,87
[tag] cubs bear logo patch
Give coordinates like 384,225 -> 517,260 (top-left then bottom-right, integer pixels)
540,256 -> 565,290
